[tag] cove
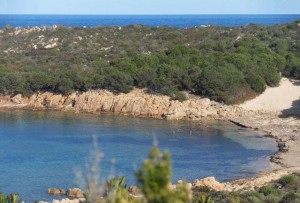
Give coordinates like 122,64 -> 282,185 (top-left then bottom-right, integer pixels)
0,110 -> 277,202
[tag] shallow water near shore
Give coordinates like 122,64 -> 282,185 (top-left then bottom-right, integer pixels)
0,110 -> 277,202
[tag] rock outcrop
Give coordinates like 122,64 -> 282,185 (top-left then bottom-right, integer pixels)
0,89 -> 246,120
223,170 -> 290,192
48,188 -> 65,195
39,198 -> 85,203
149,170 -> 292,195
128,185 -> 141,196
192,177 -> 224,191
170,170 -> 291,193
66,188 -> 84,199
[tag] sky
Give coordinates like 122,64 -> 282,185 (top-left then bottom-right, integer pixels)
0,0 -> 300,15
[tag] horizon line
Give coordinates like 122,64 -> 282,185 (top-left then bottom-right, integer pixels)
1,13 -> 300,15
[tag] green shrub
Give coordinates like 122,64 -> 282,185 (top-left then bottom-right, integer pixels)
259,185 -> 279,196
195,65 -> 245,104
193,186 -> 212,193
240,191 -> 264,203
279,175 -> 297,187
0,193 -> 20,203
103,70 -> 133,93
169,90 -> 187,102
135,146 -> 190,203
245,72 -> 266,93
107,176 -> 127,191
135,147 -> 172,203
264,195 -> 281,203
106,177 -> 133,203
280,191 -> 297,203
194,194 -> 215,203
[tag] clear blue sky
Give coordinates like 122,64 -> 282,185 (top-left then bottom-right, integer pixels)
1,0 -> 300,15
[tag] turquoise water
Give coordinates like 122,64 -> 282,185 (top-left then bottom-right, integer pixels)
0,110 -> 277,202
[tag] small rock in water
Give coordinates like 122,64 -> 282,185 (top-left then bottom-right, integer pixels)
66,188 -> 84,199
48,188 -> 65,195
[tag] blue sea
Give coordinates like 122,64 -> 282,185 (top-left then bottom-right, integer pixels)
0,110 -> 276,202
0,14 -> 288,202
0,14 -> 300,28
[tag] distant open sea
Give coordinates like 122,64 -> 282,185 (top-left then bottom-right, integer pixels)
0,14 -> 300,28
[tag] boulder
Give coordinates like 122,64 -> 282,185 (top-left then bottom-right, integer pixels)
278,142 -> 288,152
192,177 -> 225,191
48,188 -> 65,195
66,188 -> 84,199
176,180 -> 192,190
128,185 -> 141,195
44,93 -> 64,109
11,94 -> 22,104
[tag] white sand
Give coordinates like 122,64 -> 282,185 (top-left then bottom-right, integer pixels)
239,78 -> 300,113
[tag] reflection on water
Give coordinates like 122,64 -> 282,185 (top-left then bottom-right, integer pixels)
0,110 -> 277,202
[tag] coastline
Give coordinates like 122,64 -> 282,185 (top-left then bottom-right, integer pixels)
0,86 -> 299,193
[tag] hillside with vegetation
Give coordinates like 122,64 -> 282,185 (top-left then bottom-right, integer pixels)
0,21 -> 299,104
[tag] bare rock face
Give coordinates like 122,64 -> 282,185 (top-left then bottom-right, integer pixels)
44,93 -> 64,109
66,188 -> 84,199
0,88 -> 245,120
11,94 -> 25,104
192,177 -> 225,191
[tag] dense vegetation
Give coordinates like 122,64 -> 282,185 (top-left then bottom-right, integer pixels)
0,21 -> 299,103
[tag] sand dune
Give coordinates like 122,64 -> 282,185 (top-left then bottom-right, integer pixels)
239,78 -> 300,114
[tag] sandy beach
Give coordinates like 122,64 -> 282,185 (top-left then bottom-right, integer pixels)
239,78 -> 300,114
235,77 -> 300,171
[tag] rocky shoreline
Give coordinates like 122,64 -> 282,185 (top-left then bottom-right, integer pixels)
0,88 -> 246,120
1,88 -> 299,202
42,169 -> 290,203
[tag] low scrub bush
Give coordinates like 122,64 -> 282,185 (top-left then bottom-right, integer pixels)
0,193 -> 20,203
259,185 -> 279,196
279,175 -> 297,187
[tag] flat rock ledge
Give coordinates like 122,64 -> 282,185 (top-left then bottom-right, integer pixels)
189,170 -> 290,192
